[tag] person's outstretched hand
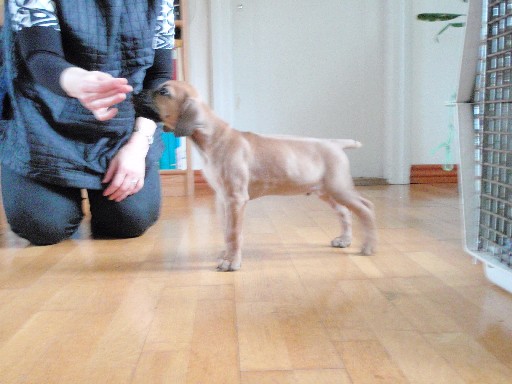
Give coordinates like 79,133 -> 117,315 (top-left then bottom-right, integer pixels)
60,67 -> 133,121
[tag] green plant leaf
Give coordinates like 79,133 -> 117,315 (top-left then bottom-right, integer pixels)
434,22 -> 466,42
417,13 -> 465,22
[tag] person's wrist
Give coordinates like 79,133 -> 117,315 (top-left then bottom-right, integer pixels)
123,133 -> 150,159
131,130 -> 153,150
59,67 -> 88,97
133,126 -> 154,146
128,118 -> 155,156
133,117 -> 156,148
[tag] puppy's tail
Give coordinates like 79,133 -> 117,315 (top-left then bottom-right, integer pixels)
336,139 -> 362,150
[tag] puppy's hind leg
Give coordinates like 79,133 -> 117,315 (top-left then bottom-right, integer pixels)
329,191 -> 377,256
318,194 -> 352,248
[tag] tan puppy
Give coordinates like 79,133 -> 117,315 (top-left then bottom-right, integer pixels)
152,81 -> 377,271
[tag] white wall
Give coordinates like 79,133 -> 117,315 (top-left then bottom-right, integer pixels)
186,0 -> 211,104
186,0 -> 469,181
410,0 -> 468,166
185,0 -> 212,170
229,0 -> 387,179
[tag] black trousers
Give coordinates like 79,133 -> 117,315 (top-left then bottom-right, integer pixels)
0,165 -> 161,245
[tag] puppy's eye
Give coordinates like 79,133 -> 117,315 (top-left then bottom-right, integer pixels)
158,87 -> 171,97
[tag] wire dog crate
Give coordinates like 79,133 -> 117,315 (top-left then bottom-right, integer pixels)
457,0 -> 512,293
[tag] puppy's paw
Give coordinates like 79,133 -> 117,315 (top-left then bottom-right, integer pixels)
331,236 -> 352,248
360,244 -> 375,256
216,252 -> 241,272
217,258 -> 241,272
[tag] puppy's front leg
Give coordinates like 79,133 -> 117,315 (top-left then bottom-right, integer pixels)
218,197 -> 247,272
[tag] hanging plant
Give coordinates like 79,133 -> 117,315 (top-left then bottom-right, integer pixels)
417,0 -> 468,42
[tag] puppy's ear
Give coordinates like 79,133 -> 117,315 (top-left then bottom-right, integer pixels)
174,98 -> 205,137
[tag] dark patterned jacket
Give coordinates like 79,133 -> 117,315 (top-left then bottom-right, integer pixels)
0,0 -> 173,189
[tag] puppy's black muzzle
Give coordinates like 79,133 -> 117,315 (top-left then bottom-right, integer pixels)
132,90 -> 161,122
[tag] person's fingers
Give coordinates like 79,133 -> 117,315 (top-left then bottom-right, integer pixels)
92,107 -> 118,121
103,172 -> 125,197
103,171 -> 143,199
84,92 -> 127,110
102,162 -> 116,185
130,179 -> 144,195
114,185 -> 138,202
81,87 -> 126,104
108,177 -> 141,202
82,77 -> 131,94
72,73 -> 132,120
80,85 -> 132,105
122,178 -> 144,201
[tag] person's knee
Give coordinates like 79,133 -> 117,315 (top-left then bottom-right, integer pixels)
91,204 -> 159,239
1,167 -> 83,245
7,210 -> 80,245
112,217 -> 156,238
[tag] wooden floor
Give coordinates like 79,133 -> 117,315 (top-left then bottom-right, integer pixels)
0,184 -> 511,383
